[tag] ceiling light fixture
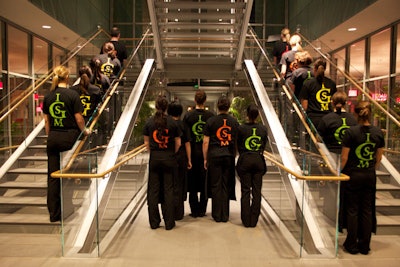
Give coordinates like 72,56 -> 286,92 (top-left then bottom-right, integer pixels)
348,27 -> 357,32
42,25 -> 51,29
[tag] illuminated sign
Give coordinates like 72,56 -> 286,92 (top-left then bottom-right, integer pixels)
372,93 -> 387,102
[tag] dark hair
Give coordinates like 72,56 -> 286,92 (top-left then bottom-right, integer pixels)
355,101 -> 372,123
246,104 -> 259,123
194,90 -> 207,105
110,27 -> 120,38
90,58 -> 104,91
77,65 -> 92,95
102,42 -> 115,55
217,95 -> 231,112
167,101 -> 183,117
154,95 -> 168,130
331,91 -> 347,115
314,58 -> 326,83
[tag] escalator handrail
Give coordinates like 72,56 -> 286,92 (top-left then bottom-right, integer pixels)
263,151 -> 349,181
51,144 -> 146,179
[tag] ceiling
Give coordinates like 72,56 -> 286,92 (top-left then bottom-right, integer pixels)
1,0 -> 399,104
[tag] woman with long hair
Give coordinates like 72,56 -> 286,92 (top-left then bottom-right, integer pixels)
340,101 -> 385,255
42,65 -> 90,222
236,104 -> 268,227
143,96 -> 181,230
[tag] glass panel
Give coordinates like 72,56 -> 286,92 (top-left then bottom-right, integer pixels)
53,46 -> 65,67
8,25 -> 28,74
33,36 -> 49,76
370,28 -> 390,77
397,24 -> 400,73
349,40 -> 365,80
331,49 -> 346,90
60,151 -> 98,257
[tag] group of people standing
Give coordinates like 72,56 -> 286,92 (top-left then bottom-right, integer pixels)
143,91 -> 269,230
275,27 -> 385,255
42,27 -> 127,222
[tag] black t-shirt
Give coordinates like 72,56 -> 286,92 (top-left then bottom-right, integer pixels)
288,66 -> 313,98
272,40 -> 290,66
143,115 -> 182,158
280,50 -> 297,79
342,125 -> 385,171
300,77 -> 337,114
110,40 -> 128,66
183,109 -> 214,157
43,87 -> 83,130
203,113 -> 239,158
237,122 -> 268,155
70,84 -> 102,121
317,112 -> 357,153
92,54 -> 121,79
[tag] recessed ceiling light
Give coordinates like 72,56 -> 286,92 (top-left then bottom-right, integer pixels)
348,27 -> 357,32
42,25 -> 51,29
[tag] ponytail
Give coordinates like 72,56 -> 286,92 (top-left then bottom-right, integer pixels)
51,65 -> 69,91
314,58 -> 326,83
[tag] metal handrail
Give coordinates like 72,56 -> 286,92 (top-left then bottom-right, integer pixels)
247,28 -> 338,175
297,32 -> 400,128
51,144 -> 146,179
0,27 -> 109,123
264,151 -> 349,181
59,27 -> 152,172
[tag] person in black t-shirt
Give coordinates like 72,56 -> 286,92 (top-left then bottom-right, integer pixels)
101,27 -> 128,68
183,90 -> 214,217
236,104 -> 268,227
300,58 -> 337,133
71,65 -> 102,123
318,91 -> 357,155
203,96 -> 239,223
272,27 -> 290,68
168,101 -> 192,220
42,65 -> 90,222
340,101 -> 384,255
143,96 -> 181,230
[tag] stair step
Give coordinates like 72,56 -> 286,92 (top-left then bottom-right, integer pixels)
19,156 -> 48,161
28,145 -> 46,149
0,213 -> 59,225
7,168 -> 47,174
0,196 -> 46,206
377,183 -> 400,191
377,215 -> 400,226
0,181 -> 47,189
376,198 -> 400,207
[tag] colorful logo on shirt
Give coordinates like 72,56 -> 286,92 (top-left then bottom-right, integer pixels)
49,93 -> 66,127
334,118 -> 350,144
355,133 -> 376,168
216,119 -> 232,146
152,129 -> 169,149
245,128 -> 262,151
101,58 -> 114,77
316,83 -> 331,111
192,115 -> 206,143
80,95 -> 91,117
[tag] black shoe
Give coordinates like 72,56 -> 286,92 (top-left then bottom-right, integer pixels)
150,225 -> 160,229
189,213 -> 198,218
344,246 -> 359,255
165,223 -> 175,230
50,217 -> 61,222
198,212 -> 206,217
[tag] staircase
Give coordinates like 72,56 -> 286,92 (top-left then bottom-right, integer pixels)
376,169 -> 400,234
0,130 -> 57,232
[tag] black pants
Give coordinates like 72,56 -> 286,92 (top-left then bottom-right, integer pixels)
147,156 -> 177,229
236,153 -> 266,227
46,129 -> 79,222
208,156 -> 235,222
343,170 -> 376,253
188,152 -> 208,216
174,150 -> 187,220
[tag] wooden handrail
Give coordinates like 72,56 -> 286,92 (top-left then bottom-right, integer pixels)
51,144 -> 146,179
0,27 -> 109,123
263,151 -> 349,181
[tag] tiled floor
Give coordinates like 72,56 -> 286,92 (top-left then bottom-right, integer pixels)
1,197 -> 400,267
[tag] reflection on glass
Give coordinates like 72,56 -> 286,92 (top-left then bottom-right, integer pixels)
33,37 -> 49,75
370,28 -> 390,77
8,25 -> 28,74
